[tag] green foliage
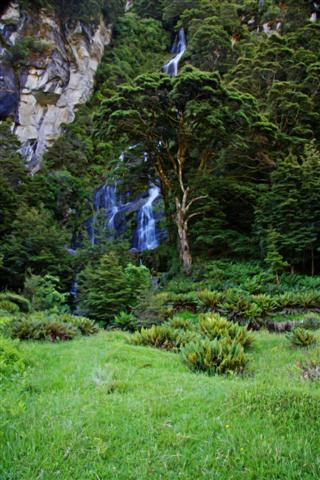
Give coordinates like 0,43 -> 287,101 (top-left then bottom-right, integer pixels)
181,336 -> 248,375
0,205 -> 72,290
131,293 -> 174,328
0,300 -> 20,314
130,324 -> 199,352
112,311 -> 137,332
0,336 -> 31,380
10,318 -> 78,342
0,292 -> 31,313
199,313 -> 254,349
124,263 -> 152,306
58,314 -> 99,336
23,274 -> 68,313
9,37 -> 49,66
286,328 -> 317,348
77,252 -> 133,325
20,0 -> 125,23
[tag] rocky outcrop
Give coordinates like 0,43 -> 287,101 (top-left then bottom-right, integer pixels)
0,2 -> 112,170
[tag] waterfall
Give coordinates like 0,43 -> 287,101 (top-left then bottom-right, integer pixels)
134,185 -> 160,251
163,28 -> 187,77
90,184 -> 121,244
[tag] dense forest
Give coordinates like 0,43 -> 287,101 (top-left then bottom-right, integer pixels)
1,0 -> 320,299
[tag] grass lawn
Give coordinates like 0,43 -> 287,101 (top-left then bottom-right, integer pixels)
1,330 -> 320,479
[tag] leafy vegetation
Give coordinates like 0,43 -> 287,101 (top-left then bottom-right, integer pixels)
286,327 -> 317,348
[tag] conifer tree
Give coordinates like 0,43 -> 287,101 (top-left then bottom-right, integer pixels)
78,252 -> 132,325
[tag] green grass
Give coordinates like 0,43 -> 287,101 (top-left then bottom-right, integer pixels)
1,330 -> 320,479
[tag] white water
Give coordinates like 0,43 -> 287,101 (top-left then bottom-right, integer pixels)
135,185 -> 160,251
163,28 -> 187,77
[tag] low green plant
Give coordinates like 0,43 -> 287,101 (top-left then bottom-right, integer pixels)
181,336 -> 248,375
66,316 -> 99,336
130,325 -> 180,351
0,292 -> 31,313
0,335 -> 31,380
286,328 -> 317,348
199,313 -> 254,350
165,316 -> 195,331
0,300 -> 19,314
197,289 -> 222,310
10,318 -> 78,342
130,325 -> 199,352
131,293 -> 173,328
112,311 -> 137,332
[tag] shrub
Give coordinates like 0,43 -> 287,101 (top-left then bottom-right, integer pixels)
130,325 -> 180,351
286,328 -> 317,348
0,336 -> 30,380
166,292 -> 199,313
112,311 -> 137,332
78,253 -> 132,325
130,325 -> 199,352
10,318 -> 78,342
251,294 -> 277,316
124,263 -> 151,306
0,300 -> 19,314
199,313 -> 254,350
24,274 -> 69,313
42,322 -> 78,342
165,316 -> 195,331
181,336 -> 248,375
68,316 -> 99,336
0,292 -> 31,313
276,290 -> 320,310
131,293 -> 173,328
197,289 -> 222,310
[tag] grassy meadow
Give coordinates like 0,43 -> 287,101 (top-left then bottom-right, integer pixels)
1,328 -> 320,480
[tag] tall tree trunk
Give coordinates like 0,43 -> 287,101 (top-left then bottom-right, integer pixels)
175,196 -> 192,275
311,248 -> 315,276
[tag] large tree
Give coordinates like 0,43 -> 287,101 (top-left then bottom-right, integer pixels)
98,66 -> 277,273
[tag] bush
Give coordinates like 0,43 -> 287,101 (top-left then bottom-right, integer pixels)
0,292 -> 31,313
286,328 -> 317,348
165,316 -> 195,331
10,318 -> 78,342
131,293 -> 173,328
78,253 -> 133,325
0,336 -> 31,380
130,325 -> 199,352
197,289 -> 222,310
199,313 -> 254,350
0,300 -> 19,314
59,314 -> 99,336
165,292 -> 198,313
23,274 -> 69,313
181,337 -> 248,375
112,311 -> 137,332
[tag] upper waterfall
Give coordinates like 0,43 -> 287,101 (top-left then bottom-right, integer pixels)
163,28 -> 187,77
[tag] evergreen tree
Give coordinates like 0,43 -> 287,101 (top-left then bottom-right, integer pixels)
265,227 -> 288,283
77,252 -> 132,325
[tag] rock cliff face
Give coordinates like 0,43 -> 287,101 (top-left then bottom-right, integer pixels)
0,2 -> 112,170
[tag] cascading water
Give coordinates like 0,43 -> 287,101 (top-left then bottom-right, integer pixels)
134,185 -> 160,251
89,184 -> 122,244
163,28 -> 187,77
87,29 -> 186,250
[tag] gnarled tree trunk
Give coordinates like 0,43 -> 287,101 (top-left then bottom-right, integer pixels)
175,196 -> 192,275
